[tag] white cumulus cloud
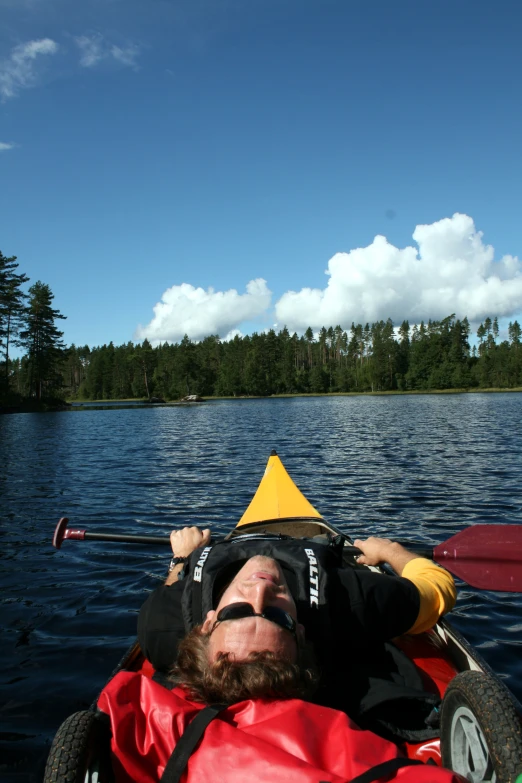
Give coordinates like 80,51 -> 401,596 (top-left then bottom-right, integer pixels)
0,141 -> 14,151
275,214 -> 522,330
135,279 -> 272,345
0,38 -> 58,99
75,34 -> 140,69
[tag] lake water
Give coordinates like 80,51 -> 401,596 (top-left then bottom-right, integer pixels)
1,394 -> 522,781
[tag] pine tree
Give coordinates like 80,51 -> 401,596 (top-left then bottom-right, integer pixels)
0,251 -> 29,394
395,320 -> 410,389
20,281 -> 66,400
348,323 -> 363,388
304,327 -> 314,369
197,335 -> 221,396
492,317 -> 499,342
133,339 -> 156,399
507,321 -> 522,386
508,321 -> 521,345
176,335 -> 198,396
318,327 -> 328,367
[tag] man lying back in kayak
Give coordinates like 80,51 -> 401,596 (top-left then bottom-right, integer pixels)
138,526 -> 456,740
98,526 -> 463,782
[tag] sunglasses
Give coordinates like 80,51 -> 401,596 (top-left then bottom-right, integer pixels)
211,602 -> 297,638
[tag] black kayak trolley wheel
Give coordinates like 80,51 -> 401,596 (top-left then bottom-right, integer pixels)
44,709 -> 113,783
440,670 -> 522,783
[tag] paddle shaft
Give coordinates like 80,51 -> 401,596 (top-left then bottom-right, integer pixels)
53,517 -> 433,555
79,531 -> 169,546
59,530 -> 433,556
53,518 -> 171,549
52,518 -> 522,591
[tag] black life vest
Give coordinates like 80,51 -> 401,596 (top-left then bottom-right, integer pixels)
180,533 -> 343,665
178,533 -> 441,743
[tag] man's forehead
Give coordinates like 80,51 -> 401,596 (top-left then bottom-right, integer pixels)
209,615 -> 293,658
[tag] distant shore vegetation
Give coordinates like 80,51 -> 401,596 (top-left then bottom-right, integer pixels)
2,250 -> 522,409
57,317 -> 521,401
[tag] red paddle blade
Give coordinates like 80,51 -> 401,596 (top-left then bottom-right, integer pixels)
434,524 -> 522,592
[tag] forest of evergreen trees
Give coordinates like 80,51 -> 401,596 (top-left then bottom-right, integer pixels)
0,251 -> 66,406
2,250 -> 522,405
8,315 -> 522,402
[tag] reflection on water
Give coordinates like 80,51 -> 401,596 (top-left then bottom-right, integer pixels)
1,393 -> 522,780
69,400 -> 202,411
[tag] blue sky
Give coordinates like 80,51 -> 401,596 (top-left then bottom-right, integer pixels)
1,0 -> 522,349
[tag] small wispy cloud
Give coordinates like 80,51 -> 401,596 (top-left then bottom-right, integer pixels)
0,141 -> 15,151
0,38 -> 58,100
75,34 -> 140,70
110,44 -> 140,69
75,34 -> 104,68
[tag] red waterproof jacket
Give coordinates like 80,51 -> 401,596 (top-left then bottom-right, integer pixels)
98,672 -> 464,783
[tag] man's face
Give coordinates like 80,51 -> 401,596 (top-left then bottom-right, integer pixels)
201,555 -> 304,662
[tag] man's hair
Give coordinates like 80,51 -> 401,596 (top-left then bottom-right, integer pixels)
170,625 -> 319,704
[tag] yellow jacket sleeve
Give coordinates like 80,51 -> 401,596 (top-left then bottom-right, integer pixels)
401,558 -> 457,634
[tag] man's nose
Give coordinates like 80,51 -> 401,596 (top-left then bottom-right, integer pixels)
243,579 -> 278,611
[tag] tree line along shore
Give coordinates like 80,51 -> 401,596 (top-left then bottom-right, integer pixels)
1,250 -> 522,409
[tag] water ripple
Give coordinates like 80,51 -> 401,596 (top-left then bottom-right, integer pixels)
1,394 -> 522,779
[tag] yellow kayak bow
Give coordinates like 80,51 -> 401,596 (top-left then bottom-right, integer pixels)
237,450 -> 323,527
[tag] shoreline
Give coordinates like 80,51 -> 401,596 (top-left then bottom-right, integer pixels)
3,387 -> 521,414
67,387 -> 522,403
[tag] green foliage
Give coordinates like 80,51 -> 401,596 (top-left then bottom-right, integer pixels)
55,314 -> 509,400
0,251 -> 29,394
19,281 -> 66,400
9,310 -> 522,404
